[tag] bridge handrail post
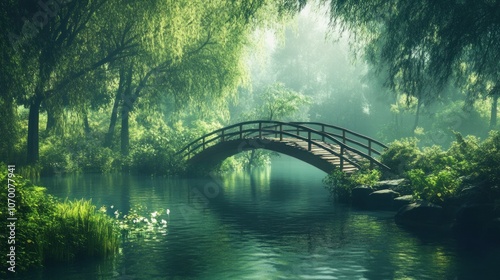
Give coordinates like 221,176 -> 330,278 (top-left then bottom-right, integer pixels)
259,122 -> 262,138
321,125 -> 325,142
342,130 -> 346,144
239,124 -> 243,139
203,137 -> 206,150
340,146 -> 344,170
368,140 -> 372,157
308,131 -> 311,151
279,124 -> 283,141
221,129 -> 225,142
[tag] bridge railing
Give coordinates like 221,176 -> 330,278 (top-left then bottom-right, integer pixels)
176,120 -> 389,171
290,122 -> 387,157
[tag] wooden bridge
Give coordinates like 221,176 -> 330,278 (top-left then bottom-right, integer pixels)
176,121 -> 390,174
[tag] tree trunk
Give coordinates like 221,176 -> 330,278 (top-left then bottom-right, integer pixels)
491,94 -> 498,129
27,95 -> 43,164
83,110 -> 91,135
247,149 -> 256,170
412,98 -> 423,134
104,68 -> 125,147
105,92 -> 120,147
121,104 -> 130,156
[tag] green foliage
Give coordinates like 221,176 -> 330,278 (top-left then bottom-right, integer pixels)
323,168 -> 355,202
39,136 -> 119,174
407,168 -> 461,204
413,145 -> 458,174
260,83 -> 311,121
0,170 -> 119,273
44,199 -> 119,262
237,83 -> 311,122
472,130 -> 500,185
323,167 -> 381,202
380,131 -> 500,203
350,168 -> 382,186
380,138 -> 420,175
0,168 -> 54,272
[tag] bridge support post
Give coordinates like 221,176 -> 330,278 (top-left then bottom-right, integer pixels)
279,124 -> 283,141
368,140 -> 372,157
259,122 -> 262,138
308,131 -> 311,151
340,146 -> 344,171
239,124 -> 242,139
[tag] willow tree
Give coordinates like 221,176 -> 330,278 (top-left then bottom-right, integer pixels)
101,0 -> 277,156
315,0 -> 500,130
2,0 -> 137,164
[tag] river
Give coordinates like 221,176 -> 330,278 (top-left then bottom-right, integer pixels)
24,155 -> 500,279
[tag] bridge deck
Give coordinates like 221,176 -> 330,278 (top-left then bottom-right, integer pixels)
266,137 -> 361,173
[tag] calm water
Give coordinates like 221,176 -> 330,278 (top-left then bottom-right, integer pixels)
22,156 -> 500,280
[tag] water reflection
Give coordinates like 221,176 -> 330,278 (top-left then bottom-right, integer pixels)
28,156 -> 500,280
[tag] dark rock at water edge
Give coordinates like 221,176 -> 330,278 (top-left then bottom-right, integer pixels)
395,202 -> 449,230
374,179 -> 408,191
352,186 -> 373,208
453,203 -> 500,243
393,195 -> 414,210
367,189 -> 400,210
484,218 -> 500,244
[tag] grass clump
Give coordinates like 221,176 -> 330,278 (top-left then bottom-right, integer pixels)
0,167 -> 119,274
44,199 -> 119,262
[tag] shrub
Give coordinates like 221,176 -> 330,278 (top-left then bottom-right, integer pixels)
323,168 -> 355,202
39,136 -> 119,174
323,167 -> 381,202
350,168 -> 381,186
407,168 -> 461,204
0,169 -> 119,274
472,130 -> 500,185
380,138 -> 420,176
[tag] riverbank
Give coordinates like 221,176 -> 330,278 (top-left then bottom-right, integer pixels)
348,178 -> 500,245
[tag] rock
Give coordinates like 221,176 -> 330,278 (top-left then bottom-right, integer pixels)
367,189 -> 400,210
395,201 -> 448,229
485,218 -> 500,244
393,195 -> 414,210
374,179 -> 408,190
453,204 -> 499,239
352,186 -> 373,208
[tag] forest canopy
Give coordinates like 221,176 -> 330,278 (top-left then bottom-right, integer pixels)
1,0 -> 499,175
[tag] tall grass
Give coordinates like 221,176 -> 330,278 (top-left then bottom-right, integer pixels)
44,199 -> 119,262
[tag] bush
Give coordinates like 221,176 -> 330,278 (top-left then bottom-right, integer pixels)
0,169 -> 119,274
40,136 -> 119,174
407,168 -> 461,204
323,168 -> 355,202
380,138 -> 420,176
413,145 -> 457,174
350,168 -> 381,186
323,167 -> 381,202
472,130 -> 500,185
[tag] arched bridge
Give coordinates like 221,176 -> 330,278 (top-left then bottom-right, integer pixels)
176,121 -> 390,174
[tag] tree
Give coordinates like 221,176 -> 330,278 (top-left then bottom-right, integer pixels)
99,0 -> 273,156
318,0 -> 500,129
2,0 -> 137,164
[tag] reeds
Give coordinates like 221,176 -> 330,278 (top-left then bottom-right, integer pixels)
44,198 -> 119,262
